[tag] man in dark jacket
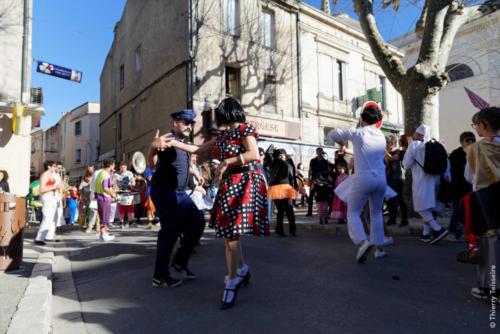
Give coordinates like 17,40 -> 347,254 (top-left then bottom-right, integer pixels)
306,147 -> 328,216
448,131 -> 476,241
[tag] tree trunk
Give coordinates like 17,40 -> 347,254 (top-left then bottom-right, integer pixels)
401,84 -> 440,138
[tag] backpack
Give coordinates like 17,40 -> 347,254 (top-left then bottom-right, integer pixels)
415,139 -> 448,175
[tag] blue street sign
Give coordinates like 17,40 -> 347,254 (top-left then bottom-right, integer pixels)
36,61 -> 82,83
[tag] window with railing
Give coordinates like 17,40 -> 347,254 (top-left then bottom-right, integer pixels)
75,149 -> 81,163
261,9 -> 275,48
263,75 -> 277,113
224,0 -> 240,36
75,120 -> 82,136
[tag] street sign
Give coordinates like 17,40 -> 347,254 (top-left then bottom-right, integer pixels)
36,61 -> 82,83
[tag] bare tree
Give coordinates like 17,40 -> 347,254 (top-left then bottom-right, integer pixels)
333,0 -> 499,136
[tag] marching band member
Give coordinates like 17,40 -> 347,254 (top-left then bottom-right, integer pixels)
114,161 -> 136,229
35,161 -> 62,245
95,159 -> 117,241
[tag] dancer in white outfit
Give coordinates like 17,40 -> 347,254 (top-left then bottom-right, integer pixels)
327,103 -> 387,263
402,125 -> 449,244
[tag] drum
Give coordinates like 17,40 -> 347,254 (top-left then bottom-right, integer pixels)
116,192 -> 136,206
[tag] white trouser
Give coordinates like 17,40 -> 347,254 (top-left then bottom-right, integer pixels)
36,194 -> 58,241
346,172 -> 386,246
87,208 -> 98,229
55,193 -> 64,227
109,202 -> 117,224
418,209 -> 435,222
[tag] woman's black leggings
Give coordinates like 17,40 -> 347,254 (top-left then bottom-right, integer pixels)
274,199 -> 296,234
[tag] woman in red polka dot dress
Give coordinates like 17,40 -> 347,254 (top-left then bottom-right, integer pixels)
164,97 -> 269,309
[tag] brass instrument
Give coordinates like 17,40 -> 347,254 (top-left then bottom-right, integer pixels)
132,151 -> 146,174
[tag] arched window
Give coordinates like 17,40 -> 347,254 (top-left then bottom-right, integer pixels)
446,63 -> 474,82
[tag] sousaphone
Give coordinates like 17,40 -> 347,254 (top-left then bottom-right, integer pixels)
132,151 -> 146,174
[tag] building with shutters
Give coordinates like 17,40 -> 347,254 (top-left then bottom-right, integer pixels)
99,0 -> 404,167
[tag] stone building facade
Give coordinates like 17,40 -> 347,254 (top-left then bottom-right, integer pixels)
59,102 -> 100,182
31,103 -> 100,183
0,0 -> 43,195
100,0 -> 404,166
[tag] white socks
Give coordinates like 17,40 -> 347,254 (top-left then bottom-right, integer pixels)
429,219 -> 442,231
223,276 -> 239,303
237,264 -> 249,276
423,224 -> 431,236
224,276 -> 239,288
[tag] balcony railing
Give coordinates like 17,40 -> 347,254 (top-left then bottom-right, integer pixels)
30,87 -> 43,104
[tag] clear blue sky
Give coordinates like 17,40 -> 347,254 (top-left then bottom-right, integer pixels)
33,0 -> 421,128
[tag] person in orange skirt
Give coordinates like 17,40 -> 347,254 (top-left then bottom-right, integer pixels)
268,148 -> 297,237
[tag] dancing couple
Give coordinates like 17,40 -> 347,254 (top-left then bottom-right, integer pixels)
149,98 -> 269,309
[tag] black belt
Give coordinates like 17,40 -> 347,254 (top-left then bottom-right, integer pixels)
225,165 -> 255,175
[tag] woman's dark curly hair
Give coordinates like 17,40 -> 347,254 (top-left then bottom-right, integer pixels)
215,97 -> 246,126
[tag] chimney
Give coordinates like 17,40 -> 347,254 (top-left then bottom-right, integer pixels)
321,0 -> 331,15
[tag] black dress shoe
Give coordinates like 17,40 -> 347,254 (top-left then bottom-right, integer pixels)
399,220 -> 409,227
221,286 -> 239,310
34,240 -> 46,246
276,232 -> 287,237
386,220 -> 396,226
290,232 -> 298,237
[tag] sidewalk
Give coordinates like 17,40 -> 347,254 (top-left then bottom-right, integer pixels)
269,205 -> 450,237
0,239 -> 38,333
0,228 -> 54,334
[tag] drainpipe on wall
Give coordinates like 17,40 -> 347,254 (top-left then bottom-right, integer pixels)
20,0 -> 30,104
187,0 -> 194,108
295,8 -> 304,165
295,9 -> 302,120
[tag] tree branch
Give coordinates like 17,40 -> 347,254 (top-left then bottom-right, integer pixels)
415,0 -> 431,38
416,0 -> 451,67
464,0 -> 500,24
436,2 -> 467,71
353,0 -> 407,87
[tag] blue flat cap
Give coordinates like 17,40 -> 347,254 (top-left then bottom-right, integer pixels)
171,109 -> 196,124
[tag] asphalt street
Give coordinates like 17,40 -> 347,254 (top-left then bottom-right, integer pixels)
49,227 -> 491,334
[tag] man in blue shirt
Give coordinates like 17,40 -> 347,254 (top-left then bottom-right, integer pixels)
147,109 -> 205,288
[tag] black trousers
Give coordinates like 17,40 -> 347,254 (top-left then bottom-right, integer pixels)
275,199 -> 296,234
307,184 -> 315,215
387,178 -> 408,223
151,189 -> 205,279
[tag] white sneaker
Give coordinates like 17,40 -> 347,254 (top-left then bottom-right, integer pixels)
374,249 -> 387,258
100,233 -> 115,242
356,241 -> 374,263
383,236 -> 394,246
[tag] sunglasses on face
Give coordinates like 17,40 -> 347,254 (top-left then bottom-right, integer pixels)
464,138 -> 476,143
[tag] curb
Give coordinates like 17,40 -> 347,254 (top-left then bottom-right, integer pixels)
7,251 -> 54,334
297,222 -> 425,237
